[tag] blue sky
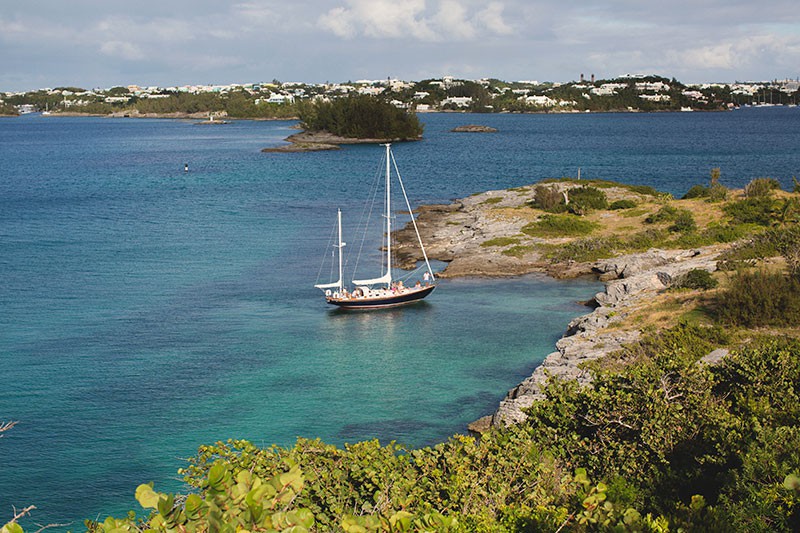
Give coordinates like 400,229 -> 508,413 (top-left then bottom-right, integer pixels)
1,0 -> 799,91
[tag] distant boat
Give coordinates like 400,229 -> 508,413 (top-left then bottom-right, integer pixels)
315,144 -> 436,309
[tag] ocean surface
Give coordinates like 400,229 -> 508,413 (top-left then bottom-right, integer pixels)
1,108 -> 799,529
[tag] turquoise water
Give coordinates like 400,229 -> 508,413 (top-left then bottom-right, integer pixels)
1,109 -> 799,528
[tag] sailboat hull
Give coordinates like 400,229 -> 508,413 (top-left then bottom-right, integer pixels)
326,285 -> 436,310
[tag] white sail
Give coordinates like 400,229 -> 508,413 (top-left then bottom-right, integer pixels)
352,272 -> 392,286
314,281 -> 342,290
315,209 -> 345,292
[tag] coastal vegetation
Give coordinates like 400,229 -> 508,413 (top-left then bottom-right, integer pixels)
5,74 -> 799,118
0,101 -> 18,116
297,95 -> 423,140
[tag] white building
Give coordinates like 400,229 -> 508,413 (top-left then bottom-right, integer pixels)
441,96 -> 473,108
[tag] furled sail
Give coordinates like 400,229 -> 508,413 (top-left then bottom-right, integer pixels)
352,272 -> 391,286
314,281 -> 342,290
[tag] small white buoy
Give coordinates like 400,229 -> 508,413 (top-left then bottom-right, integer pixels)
184,163 -> 189,172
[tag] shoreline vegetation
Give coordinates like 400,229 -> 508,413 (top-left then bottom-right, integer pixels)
5,74 -> 799,120
263,95 -> 424,152
5,161 -> 800,527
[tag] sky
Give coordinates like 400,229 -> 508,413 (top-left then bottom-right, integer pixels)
1,0 -> 799,92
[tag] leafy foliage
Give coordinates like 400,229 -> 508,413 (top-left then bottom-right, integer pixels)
299,95 -> 423,140
521,214 -> 598,237
744,177 -> 782,198
673,269 -> 719,290
481,236 -> 521,247
609,199 -> 638,210
715,270 -> 800,327
530,185 -> 608,215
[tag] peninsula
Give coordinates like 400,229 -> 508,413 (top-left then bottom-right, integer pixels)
393,176 -> 800,430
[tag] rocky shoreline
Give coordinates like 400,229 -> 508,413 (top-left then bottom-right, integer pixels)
392,183 -> 732,432
263,130 -> 422,153
468,245 -> 724,432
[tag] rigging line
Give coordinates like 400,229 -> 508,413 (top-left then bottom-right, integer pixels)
352,151 -> 385,281
390,150 -> 435,279
315,217 -> 339,284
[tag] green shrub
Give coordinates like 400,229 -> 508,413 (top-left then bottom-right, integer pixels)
564,186 -> 608,214
724,197 -> 777,226
521,214 -> 597,237
501,244 -> 536,257
682,185 -> 709,199
481,236 -> 520,247
716,270 -> 800,327
669,210 -> 697,233
481,197 -> 503,205
548,236 -> 621,262
625,183 -> 663,197
744,177 -> 782,198
609,199 -> 638,210
645,205 -> 680,224
675,269 -> 719,290
530,184 -> 566,212
530,185 -> 608,215
708,183 -> 729,202
624,228 -> 667,251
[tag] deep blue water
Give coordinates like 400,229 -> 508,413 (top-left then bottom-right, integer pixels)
1,108 -> 799,529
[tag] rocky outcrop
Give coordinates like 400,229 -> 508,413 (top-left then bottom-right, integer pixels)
264,130 -> 422,152
452,125 -> 498,133
487,245 -> 723,427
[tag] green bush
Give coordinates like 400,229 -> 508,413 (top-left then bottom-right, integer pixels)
530,185 -> 608,215
547,236 -> 621,262
724,197 -> 778,226
480,236 -> 520,247
675,269 -> 719,290
669,210 -> 697,233
716,270 -> 800,327
744,177 -> 782,198
530,184 -> 566,212
609,199 -> 638,210
521,214 -> 597,237
708,183 -> 729,202
645,205 -> 680,224
682,185 -> 709,199
564,186 -> 608,214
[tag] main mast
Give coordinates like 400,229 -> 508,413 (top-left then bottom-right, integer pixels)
384,143 -> 392,288
336,208 -> 344,292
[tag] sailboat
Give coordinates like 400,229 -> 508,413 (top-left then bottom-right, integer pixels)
315,144 -> 436,309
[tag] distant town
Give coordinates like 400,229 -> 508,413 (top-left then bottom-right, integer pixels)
2,74 -> 800,118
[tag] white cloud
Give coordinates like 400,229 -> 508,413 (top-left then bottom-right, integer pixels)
434,1 -> 476,40
476,2 -> 513,35
317,0 -> 513,41
100,40 -> 146,61
318,6 -> 357,38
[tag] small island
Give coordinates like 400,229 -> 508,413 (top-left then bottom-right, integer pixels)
451,124 -> 498,133
264,95 -> 424,152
